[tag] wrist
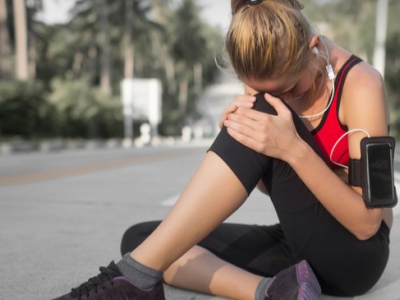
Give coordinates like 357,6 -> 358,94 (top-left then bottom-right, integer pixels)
285,136 -> 310,167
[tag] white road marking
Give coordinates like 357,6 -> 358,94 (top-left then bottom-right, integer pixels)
161,194 -> 180,207
393,172 -> 400,216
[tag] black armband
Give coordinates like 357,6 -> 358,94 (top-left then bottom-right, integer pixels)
349,136 -> 397,208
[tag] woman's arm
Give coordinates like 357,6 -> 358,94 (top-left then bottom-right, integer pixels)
223,65 -> 390,240
294,64 -> 390,240
288,138 -> 383,241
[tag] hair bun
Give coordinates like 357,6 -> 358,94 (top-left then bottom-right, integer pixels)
279,0 -> 304,10
231,0 -> 304,15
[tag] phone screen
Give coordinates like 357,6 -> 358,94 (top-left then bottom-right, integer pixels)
366,143 -> 395,202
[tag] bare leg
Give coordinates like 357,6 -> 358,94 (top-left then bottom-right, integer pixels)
163,245 -> 263,300
131,152 -> 248,271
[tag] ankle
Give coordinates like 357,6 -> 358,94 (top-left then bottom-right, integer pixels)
117,254 -> 163,290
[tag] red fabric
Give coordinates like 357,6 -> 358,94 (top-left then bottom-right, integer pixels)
312,56 -> 360,169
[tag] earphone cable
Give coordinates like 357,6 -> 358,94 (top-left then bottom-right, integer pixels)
299,38 -> 336,119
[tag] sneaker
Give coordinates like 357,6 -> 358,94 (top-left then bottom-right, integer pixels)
265,260 -> 321,300
52,261 -> 165,300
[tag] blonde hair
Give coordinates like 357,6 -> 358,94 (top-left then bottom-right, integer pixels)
226,0 -> 316,81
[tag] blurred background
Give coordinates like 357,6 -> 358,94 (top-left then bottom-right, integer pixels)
0,0 -> 399,152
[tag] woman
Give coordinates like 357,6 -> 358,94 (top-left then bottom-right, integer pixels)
52,0 -> 393,299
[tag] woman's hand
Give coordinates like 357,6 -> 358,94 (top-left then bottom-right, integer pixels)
219,94 -> 257,129
223,93 -> 301,161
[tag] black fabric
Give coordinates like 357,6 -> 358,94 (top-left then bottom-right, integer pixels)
349,158 -> 363,186
120,94 -> 390,297
121,221 -> 295,278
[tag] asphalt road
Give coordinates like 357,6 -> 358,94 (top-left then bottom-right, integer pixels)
1,142 -> 399,299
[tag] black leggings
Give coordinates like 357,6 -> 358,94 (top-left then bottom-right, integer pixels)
121,93 -> 390,297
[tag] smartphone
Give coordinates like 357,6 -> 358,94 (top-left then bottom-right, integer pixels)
365,142 -> 396,205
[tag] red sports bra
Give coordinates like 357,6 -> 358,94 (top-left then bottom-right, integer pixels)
311,55 -> 362,169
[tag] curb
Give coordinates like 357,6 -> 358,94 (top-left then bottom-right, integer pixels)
0,138 -> 214,155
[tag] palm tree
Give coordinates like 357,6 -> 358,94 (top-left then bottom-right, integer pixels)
123,0 -> 134,79
13,0 -> 29,80
120,0 -> 163,79
27,0 -> 44,79
0,0 -> 12,79
70,0 -> 113,93
98,0 -> 111,94
69,0 -> 159,91
169,0 -> 207,126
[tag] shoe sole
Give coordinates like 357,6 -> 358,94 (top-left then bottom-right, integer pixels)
296,260 -> 322,300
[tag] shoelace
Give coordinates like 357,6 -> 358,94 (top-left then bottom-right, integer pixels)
70,265 -> 121,299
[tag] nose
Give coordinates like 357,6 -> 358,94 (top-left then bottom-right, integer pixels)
279,91 -> 292,101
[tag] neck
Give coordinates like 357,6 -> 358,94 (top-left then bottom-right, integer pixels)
297,70 -> 334,126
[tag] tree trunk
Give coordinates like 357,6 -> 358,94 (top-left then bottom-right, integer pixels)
28,33 -> 36,79
99,0 -> 111,94
179,78 -> 188,127
194,63 -> 202,94
88,46 -> 97,83
13,0 -> 29,80
0,0 -> 12,79
165,57 -> 176,94
124,0 -> 134,78
73,51 -> 84,76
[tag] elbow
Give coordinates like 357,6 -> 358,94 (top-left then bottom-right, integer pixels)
351,204 -> 384,241
353,221 -> 382,241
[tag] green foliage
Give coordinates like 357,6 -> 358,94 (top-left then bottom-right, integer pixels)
1,0 -> 223,139
169,0 -> 206,66
6,0 -> 400,139
0,78 -> 123,140
0,80 -> 56,140
48,76 -> 123,139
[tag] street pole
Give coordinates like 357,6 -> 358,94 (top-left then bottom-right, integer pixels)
373,0 -> 390,78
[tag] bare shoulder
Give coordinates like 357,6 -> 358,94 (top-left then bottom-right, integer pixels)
345,60 -> 384,94
340,59 -> 389,131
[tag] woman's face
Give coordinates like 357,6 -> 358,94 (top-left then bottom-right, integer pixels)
243,67 -> 318,103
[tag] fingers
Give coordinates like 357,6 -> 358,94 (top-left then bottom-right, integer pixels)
224,108 -> 265,131
219,94 -> 257,128
219,105 -> 236,128
221,93 -> 293,135
238,94 -> 257,106
219,104 -> 237,129
224,110 -> 263,151
223,94 -> 291,122
221,93 -> 298,160
225,106 -> 269,124
264,94 -> 291,118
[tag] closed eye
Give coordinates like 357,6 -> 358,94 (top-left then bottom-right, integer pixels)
276,84 -> 297,97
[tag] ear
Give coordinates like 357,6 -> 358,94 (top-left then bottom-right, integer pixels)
308,35 -> 319,51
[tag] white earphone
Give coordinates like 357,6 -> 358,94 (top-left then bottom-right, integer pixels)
312,45 -> 334,80
299,40 -> 336,119
309,42 -> 370,169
